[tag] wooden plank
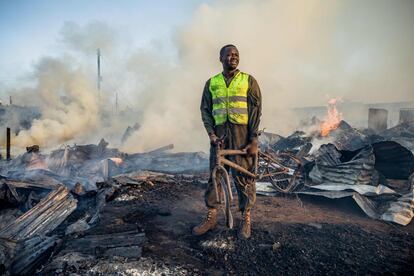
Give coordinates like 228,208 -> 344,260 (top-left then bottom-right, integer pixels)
0,235 -> 59,275
102,245 -> 142,258
11,236 -> 58,275
17,198 -> 77,239
0,186 -> 67,237
62,230 -> 145,255
4,179 -> 58,190
145,144 -> 174,155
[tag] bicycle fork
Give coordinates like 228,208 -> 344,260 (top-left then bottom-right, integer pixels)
212,165 -> 234,229
211,143 -> 259,230
212,143 -> 234,229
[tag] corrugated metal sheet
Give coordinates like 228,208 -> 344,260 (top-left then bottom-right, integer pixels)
381,174 -> 414,225
373,141 -> 414,179
309,144 -> 375,186
328,121 -> 368,151
257,142 -> 414,226
256,120 -> 414,225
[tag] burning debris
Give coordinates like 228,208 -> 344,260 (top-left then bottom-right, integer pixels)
0,96 -> 412,274
0,138 -> 209,275
0,182 -> 76,275
320,98 -> 343,137
257,104 -> 414,226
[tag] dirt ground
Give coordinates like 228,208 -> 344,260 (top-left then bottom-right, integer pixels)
40,176 -> 414,275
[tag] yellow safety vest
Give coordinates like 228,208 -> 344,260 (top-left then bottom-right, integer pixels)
209,71 -> 249,125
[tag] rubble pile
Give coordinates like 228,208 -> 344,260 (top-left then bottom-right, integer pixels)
0,140 -> 208,275
373,120 -> 414,153
258,120 -> 414,226
0,115 -> 413,274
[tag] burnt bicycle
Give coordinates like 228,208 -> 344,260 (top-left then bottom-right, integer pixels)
211,138 -> 303,229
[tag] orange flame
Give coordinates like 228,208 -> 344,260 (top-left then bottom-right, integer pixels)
109,157 -> 123,165
320,98 -> 342,136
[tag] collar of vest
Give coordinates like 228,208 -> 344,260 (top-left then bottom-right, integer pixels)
221,70 -> 240,79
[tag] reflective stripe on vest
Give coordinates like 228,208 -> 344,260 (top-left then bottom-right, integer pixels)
209,71 -> 249,125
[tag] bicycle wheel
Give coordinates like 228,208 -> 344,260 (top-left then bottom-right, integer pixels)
212,165 -> 234,229
258,151 -> 303,193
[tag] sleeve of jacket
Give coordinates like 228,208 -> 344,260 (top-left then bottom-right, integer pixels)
200,79 -> 215,136
247,75 -> 262,141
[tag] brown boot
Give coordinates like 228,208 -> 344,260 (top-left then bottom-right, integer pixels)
238,211 -> 251,239
192,208 -> 218,236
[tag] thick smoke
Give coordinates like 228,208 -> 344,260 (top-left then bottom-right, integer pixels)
13,58 -> 100,148
7,0 -> 414,153
59,21 -> 119,56
123,0 -> 414,152
8,21 -> 129,150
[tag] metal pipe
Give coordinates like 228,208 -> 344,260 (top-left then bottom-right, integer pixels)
221,158 -> 256,178
219,149 -> 247,156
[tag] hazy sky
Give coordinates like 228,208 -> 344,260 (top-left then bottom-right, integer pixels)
1,0 -> 413,151
0,0 -> 208,87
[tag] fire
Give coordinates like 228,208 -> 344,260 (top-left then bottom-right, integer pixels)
320,98 -> 342,136
109,157 -> 123,165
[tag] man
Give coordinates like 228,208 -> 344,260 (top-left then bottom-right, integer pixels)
193,44 -> 262,239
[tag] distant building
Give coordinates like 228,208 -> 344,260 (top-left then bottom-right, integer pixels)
294,101 -> 414,129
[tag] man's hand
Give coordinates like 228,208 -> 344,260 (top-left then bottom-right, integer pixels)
209,133 -> 219,146
244,138 -> 259,156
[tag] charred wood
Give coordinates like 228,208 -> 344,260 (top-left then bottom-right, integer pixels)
0,235 -> 60,275
145,144 -> 174,155
121,123 -> 140,144
0,185 -> 77,240
1,178 -> 58,190
61,229 -> 145,258
26,145 -> 40,153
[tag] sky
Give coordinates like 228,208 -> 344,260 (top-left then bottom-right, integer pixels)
0,0 -> 208,88
0,0 -> 413,152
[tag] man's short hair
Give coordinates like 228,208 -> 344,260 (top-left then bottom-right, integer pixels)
220,44 -> 237,58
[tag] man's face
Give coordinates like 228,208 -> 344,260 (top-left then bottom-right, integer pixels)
220,46 -> 239,70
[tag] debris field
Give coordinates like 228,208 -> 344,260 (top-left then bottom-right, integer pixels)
0,118 -> 414,275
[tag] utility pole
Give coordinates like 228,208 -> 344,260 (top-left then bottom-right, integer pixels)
115,91 -> 118,114
97,49 -> 102,103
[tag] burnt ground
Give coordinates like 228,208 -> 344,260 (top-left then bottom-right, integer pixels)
40,176 -> 414,275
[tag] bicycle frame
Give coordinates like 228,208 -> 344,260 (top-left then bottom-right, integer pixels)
213,144 -> 296,181
211,142 -> 302,229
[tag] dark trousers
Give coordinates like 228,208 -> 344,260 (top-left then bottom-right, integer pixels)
204,123 -> 256,212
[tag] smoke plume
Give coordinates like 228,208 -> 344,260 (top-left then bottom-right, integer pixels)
123,0 -> 414,152
7,0 -> 414,153
13,58 -> 100,148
